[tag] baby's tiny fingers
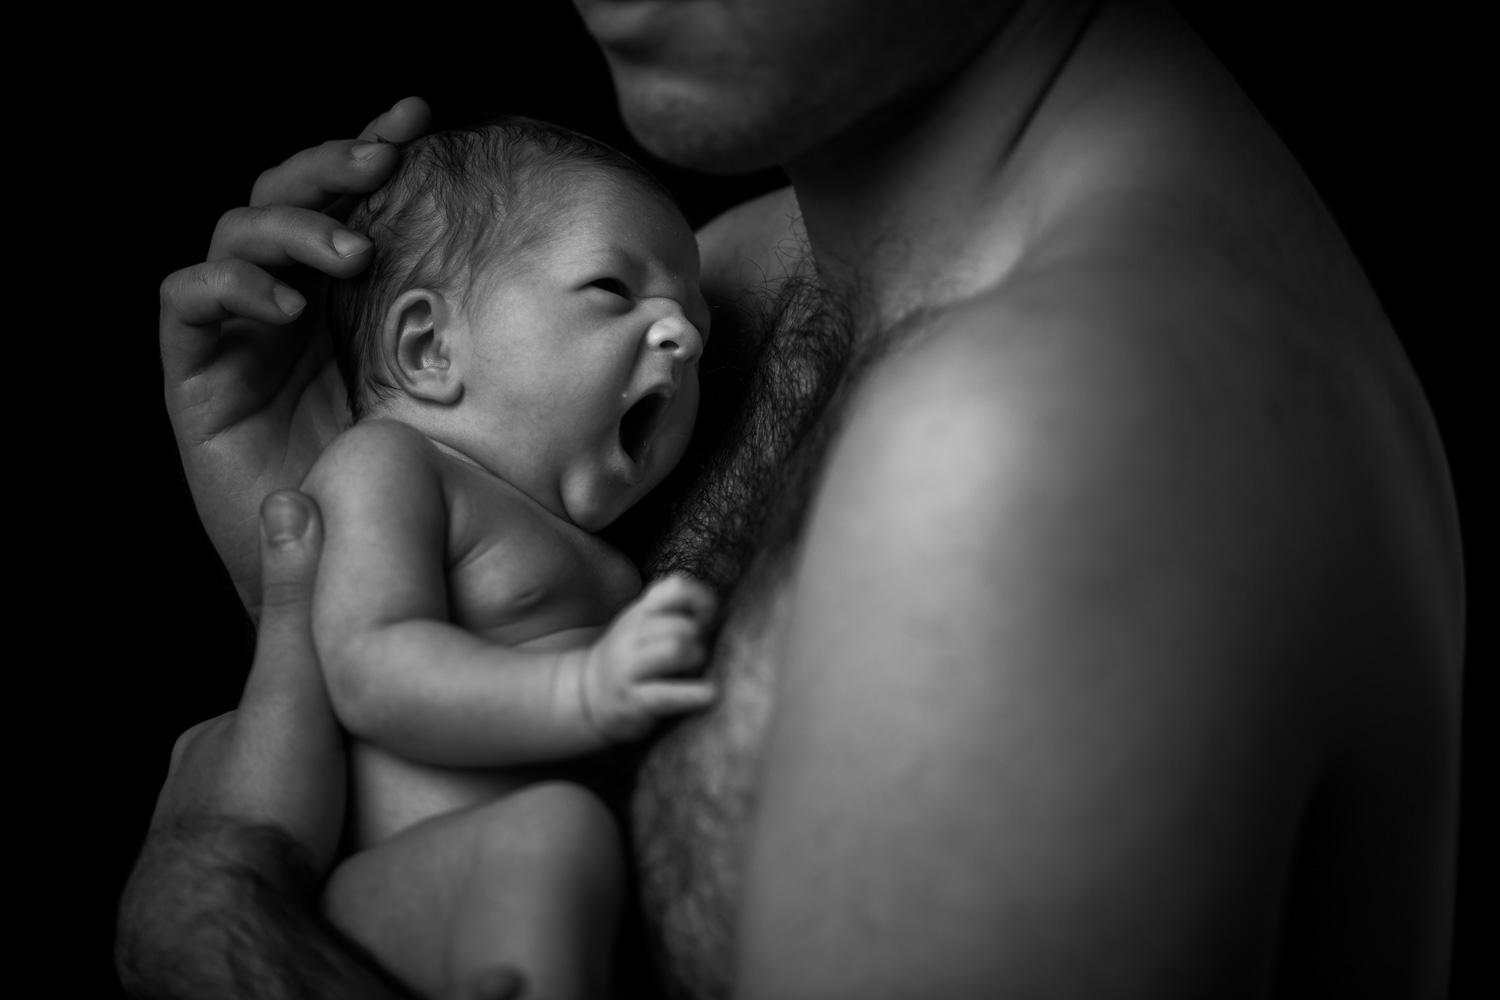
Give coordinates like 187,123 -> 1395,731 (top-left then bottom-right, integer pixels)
632,634 -> 708,677
634,613 -> 707,645
636,573 -> 718,622
636,680 -> 717,718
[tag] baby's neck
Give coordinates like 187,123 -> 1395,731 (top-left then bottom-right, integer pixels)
425,435 -> 491,474
359,401 -> 492,473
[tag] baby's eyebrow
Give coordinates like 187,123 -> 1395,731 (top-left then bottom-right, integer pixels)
568,245 -> 637,275
565,238 -> 692,291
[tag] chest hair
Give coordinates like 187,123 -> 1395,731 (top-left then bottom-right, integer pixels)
614,274 -> 924,997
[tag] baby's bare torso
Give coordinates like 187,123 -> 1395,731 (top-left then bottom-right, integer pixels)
348,448 -> 642,848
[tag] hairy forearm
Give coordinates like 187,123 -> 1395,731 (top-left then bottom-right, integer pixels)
117,815 -> 412,1000
325,620 -> 602,766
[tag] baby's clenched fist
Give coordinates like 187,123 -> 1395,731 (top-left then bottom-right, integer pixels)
579,574 -> 718,743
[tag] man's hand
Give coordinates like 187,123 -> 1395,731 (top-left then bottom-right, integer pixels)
149,491 -> 346,861
160,98 -> 431,618
116,491 -> 522,1000
581,574 -> 718,743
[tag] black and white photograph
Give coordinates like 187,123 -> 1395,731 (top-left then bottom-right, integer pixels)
45,2 -> 1485,996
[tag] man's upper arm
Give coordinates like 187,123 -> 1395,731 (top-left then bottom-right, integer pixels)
734,309 -> 1336,998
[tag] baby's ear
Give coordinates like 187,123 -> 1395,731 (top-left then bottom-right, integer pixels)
385,289 -> 462,405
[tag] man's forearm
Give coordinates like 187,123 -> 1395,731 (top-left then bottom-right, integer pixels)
117,814 -> 413,1000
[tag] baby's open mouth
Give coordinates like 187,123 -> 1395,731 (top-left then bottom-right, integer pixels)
619,391 -> 669,464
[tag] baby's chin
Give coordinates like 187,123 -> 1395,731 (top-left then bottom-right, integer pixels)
563,481 -> 644,536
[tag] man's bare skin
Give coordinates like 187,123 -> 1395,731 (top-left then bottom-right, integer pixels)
610,1 -> 1461,995
126,0 -> 1462,997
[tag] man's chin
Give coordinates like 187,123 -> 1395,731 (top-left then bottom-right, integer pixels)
615,79 -> 807,175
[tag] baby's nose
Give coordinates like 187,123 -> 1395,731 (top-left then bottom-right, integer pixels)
645,307 -> 704,364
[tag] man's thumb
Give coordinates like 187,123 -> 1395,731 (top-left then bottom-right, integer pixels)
258,490 -> 322,617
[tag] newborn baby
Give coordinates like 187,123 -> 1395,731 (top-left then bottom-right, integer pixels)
303,117 -> 716,999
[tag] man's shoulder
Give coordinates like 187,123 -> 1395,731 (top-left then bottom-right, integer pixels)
823,241 -> 1462,688
855,242 -> 1394,489
832,243 -> 1451,616
852,262 -> 1248,480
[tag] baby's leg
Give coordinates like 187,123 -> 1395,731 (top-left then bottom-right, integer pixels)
324,782 -> 623,1000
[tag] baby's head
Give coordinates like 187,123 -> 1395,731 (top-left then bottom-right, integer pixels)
332,116 -> 709,532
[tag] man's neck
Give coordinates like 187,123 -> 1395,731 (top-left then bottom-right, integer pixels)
785,0 -> 1102,330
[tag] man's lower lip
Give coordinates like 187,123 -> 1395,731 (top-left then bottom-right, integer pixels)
579,0 -> 689,49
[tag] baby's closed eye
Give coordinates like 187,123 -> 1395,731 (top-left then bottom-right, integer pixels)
589,277 -> 631,298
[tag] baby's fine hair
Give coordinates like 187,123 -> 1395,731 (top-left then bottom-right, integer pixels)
330,115 -> 676,419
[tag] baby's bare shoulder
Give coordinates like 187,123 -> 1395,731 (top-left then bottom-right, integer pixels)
305,420 -> 542,555
304,419 -> 437,490
300,419 -> 451,542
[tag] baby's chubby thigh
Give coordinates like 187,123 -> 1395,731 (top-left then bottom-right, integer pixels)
324,781 -> 624,1000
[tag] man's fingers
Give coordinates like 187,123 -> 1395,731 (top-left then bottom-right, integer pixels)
146,499 -> 325,833
250,137 -> 399,210
165,712 -> 235,782
321,97 -> 435,220
253,491 -> 324,671
161,258 -> 302,326
208,204 -> 373,270
359,95 -> 433,144
159,259 -> 303,377
248,98 -> 432,211
220,490 -> 346,868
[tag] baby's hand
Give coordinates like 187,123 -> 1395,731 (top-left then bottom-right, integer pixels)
580,574 -> 718,743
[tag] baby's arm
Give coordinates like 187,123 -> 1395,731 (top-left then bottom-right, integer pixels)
304,420 -> 715,766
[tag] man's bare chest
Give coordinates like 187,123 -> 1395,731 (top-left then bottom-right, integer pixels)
620,296 -> 887,993
631,551 -> 797,998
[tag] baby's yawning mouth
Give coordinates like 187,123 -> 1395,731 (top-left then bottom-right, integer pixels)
619,391 -> 668,463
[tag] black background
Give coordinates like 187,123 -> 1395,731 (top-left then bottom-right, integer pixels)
36,3 -> 1484,996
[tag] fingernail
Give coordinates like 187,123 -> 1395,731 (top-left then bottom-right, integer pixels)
352,142 -> 386,163
273,284 -> 306,317
262,493 -> 310,544
332,230 -> 372,258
